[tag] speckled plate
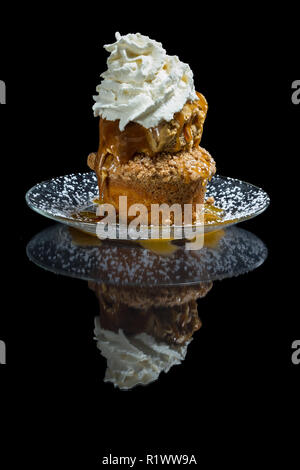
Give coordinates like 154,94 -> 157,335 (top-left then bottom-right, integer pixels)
25,172 -> 270,238
26,224 -> 268,286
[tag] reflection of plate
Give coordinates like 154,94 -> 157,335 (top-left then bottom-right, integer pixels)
26,224 -> 268,286
25,172 -> 270,238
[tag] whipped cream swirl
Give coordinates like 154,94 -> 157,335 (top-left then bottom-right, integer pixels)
94,319 -> 190,390
93,32 -> 197,131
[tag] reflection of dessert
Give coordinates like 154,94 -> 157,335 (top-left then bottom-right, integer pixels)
94,321 -> 189,391
90,282 -> 212,344
66,224 -> 226,286
27,223 -> 268,390
89,32 -> 216,220
91,282 -> 212,389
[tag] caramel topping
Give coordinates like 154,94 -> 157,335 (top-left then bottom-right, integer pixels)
139,239 -> 180,256
93,92 -> 208,202
195,91 -> 208,114
173,92 -> 207,152
183,123 -> 193,143
96,92 -> 208,168
98,119 -> 155,166
72,200 -> 224,226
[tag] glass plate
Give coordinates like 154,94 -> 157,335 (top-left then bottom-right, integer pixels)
25,172 -> 270,238
26,224 -> 268,286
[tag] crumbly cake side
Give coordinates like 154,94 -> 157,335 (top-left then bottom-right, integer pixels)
88,147 -> 216,206
88,147 -> 216,222
90,281 -> 208,344
89,282 -> 213,309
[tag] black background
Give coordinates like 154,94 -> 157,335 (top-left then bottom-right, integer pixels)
1,9 -> 299,468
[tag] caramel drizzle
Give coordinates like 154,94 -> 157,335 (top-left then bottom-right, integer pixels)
173,92 -> 208,151
72,201 -> 224,225
95,92 -> 208,199
95,118 -> 156,200
94,151 -> 109,202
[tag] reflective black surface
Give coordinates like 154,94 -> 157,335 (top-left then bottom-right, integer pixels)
26,225 -> 268,390
1,21 -> 299,467
27,225 -> 267,285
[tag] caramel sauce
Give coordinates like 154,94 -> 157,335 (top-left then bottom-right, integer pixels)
183,123 -> 193,143
95,119 -> 157,201
96,91 -> 208,169
68,225 -> 225,253
97,119 -> 155,167
68,226 -> 101,245
196,91 -> 208,114
139,239 -> 180,256
204,204 -> 224,223
72,201 -> 225,225
92,91 -> 209,209
204,229 -> 225,248
173,92 -> 207,152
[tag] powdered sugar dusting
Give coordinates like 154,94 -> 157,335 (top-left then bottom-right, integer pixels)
26,172 -> 270,236
206,176 -> 270,222
27,224 -> 268,286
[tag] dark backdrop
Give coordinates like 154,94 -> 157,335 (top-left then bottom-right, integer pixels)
1,13 -> 299,468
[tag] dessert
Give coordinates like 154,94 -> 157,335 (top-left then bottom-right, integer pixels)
94,319 -> 190,390
89,282 -> 212,344
91,282 -> 213,389
88,32 -> 216,221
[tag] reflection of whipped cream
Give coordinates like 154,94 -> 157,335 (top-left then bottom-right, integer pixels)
94,318 -> 190,390
93,32 -> 197,131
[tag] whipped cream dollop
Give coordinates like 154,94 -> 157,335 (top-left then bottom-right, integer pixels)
94,319 -> 190,390
93,32 -> 198,131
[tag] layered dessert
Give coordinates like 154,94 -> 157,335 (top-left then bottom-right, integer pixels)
88,32 -> 216,221
90,282 -> 212,344
91,282 -> 213,389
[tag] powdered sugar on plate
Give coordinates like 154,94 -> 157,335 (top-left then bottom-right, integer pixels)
26,172 -> 270,237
